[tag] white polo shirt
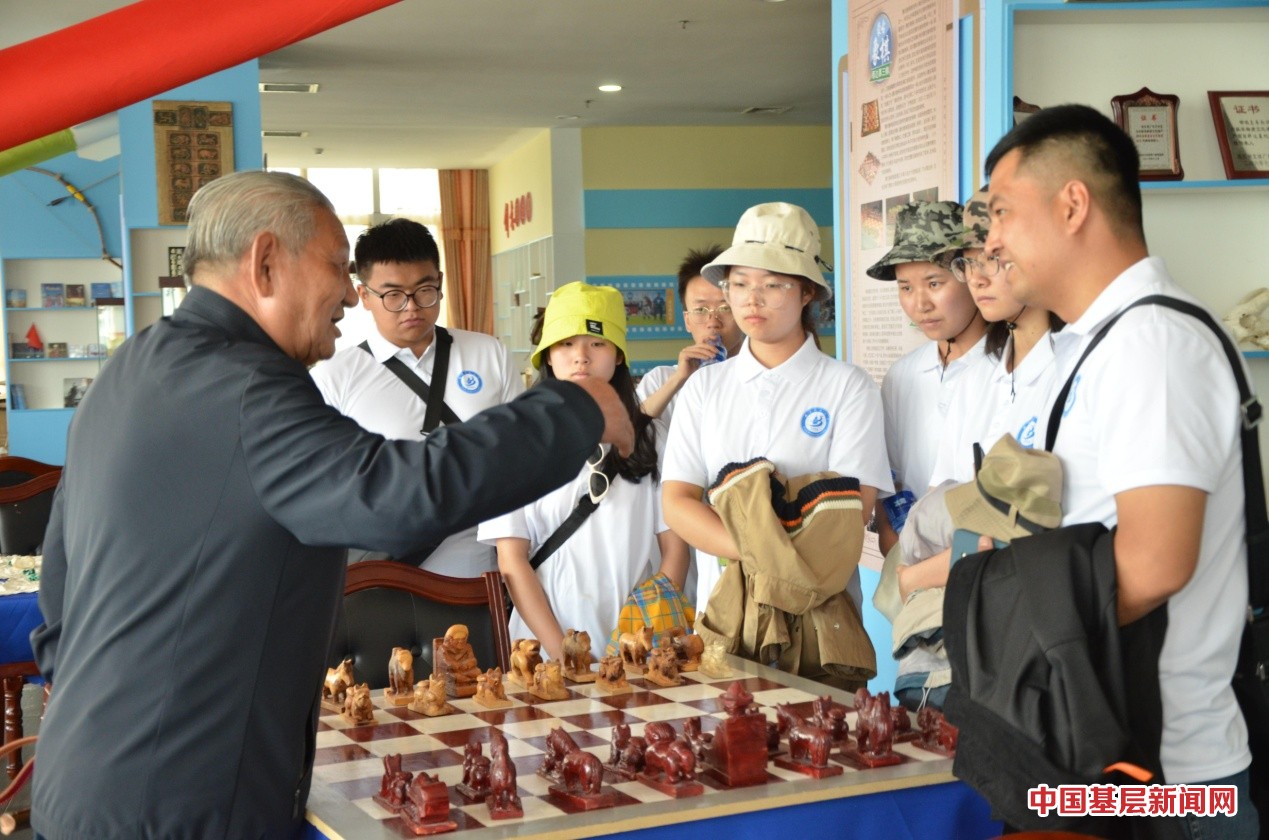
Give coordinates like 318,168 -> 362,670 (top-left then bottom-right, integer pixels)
476,457 -> 667,662
662,335 -> 893,616
310,328 -> 524,576
1038,256 -> 1249,784
881,337 -> 985,497
930,331 -> 1057,485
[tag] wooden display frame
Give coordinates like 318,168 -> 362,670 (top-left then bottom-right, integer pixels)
1111,87 -> 1183,181
1208,90 -> 1269,179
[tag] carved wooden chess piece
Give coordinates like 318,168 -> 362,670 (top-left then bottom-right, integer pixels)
698,641 -> 731,678
672,633 -> 704,672
811,694 -> 849,745
544,726 -> 619,810
892,702 -> 914,741
486,729 -> 523,820
595,655 -> 631,694
606,723 -> 647,779
618,625 -> 653,674
399,770 -> 457,835
385,646 -> 414,706
528,660 -> 569,700
843,689 -> 902,768
683,716 -> 713,761
644,638 -> 683,687
561,628 -> 597,683
322,657 -> 354,712
434,624 -> 481,698
773,704 -> 842,778
914,706 -> 958,757
474,667 -> 512,709
409,675 -> 457,717
638,721 -> 703,797
705,682 -> 768,787
373,753 -> 413,813
341,682 -> 376,725
507,638 -> 542,689
456,736 -> 492,801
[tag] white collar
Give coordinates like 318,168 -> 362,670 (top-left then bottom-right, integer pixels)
732,333 -> 823,384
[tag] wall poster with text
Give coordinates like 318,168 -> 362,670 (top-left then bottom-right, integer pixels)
844,0 -> 957,384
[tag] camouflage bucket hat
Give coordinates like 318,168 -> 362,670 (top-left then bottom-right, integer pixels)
865,200 -> 965,281
951,187 -> 991,252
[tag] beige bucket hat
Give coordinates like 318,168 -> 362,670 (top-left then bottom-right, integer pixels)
944,434 -> 1063,542
702,202 -> 832,301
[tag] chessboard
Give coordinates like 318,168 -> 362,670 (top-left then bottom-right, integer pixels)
305,657 -> 958,840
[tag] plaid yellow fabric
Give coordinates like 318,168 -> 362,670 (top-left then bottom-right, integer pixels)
606,572 -> 695,655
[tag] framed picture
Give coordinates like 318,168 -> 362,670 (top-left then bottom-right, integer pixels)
153,101 -> 235,225
1208,91 -> 1269,179
604,278 -> 689,339
1111,87 -> 1183,181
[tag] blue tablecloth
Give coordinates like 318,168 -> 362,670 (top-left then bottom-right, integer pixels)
0,591 -> 40,667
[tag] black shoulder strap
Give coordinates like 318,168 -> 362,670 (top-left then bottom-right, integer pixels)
359,327 -> 461,434
529,454 -> 622,570
1045,294 -> 1268,607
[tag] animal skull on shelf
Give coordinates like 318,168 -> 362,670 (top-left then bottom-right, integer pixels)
1224,288 -> 1269,350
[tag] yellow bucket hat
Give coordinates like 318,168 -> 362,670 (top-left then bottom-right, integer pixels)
530,281 -> 629,369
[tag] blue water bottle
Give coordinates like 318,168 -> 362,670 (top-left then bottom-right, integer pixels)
882,470 -> 916,532
698,334 -> 728,368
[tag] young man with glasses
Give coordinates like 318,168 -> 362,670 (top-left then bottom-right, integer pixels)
636,246 -> 744,426
311,218 -> 523,575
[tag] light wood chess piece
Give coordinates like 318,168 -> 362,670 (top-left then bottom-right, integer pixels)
507,638 -> 542,688
618,625 -> 653,675
385,646 -> 414,706
341,682 -> 376,725
699,641 -> 732,678
644,637 -> 683,687
322,657 -> 354,713
561,628 -> 597,683
595,654 -> 631,694
528,660 -> 569,701
433,624 -> 481,698
474,667 -> 512,709
409,675 -> 457,717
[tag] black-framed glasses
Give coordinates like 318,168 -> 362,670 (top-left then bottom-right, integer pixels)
362,284 -> 442,312
586,446 -> 610,504
685,304 -> 733,323
949,255 -> 1004,283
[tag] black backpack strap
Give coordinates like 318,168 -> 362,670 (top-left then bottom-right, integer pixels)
1045,294 -> 1268,607
529,453 -> 622,570
359,327 -> 461,434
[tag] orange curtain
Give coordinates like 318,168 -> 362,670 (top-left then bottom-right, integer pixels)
438,169 -> 492,334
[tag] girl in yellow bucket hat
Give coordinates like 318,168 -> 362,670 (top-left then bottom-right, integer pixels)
477,281 -> 690,664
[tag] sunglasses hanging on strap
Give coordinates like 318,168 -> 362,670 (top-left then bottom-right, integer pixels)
1045,294 -> 1269,810
359,327 -> 461,434
529,447 -> 622,570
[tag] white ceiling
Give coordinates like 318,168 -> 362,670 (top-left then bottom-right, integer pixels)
2,0 -> 832,170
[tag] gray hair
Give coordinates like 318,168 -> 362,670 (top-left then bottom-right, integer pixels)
183,171 -> 337,281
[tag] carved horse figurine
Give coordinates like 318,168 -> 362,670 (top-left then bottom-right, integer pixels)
618,625 -> 654,668
776,704 -> 833,767
323,657 -> 354,705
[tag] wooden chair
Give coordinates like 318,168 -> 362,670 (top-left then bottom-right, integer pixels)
0,469 -> 59,780
0,457 -> 59,489
327,562 -> 512,691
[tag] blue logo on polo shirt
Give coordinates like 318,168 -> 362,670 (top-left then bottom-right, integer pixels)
801,407 -> 830,438
1017,416 -> 1038,448
457,370 -> 483,394
1062,374 -> 1082,417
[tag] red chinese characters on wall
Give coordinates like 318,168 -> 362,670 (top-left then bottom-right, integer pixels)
503,192 -> 532,236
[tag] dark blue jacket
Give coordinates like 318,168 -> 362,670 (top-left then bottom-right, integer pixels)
30,286 -> 600,839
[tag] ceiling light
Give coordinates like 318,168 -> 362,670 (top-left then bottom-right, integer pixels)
261,130 -> 309,138
258,82 -> 320,94
555,115 -> 580,121
597,84 -> 622,93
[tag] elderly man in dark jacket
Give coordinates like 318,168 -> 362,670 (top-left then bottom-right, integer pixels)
29,170 -> 632,840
